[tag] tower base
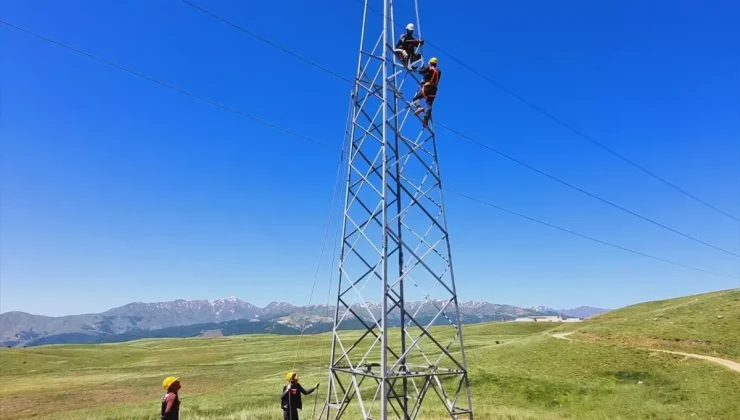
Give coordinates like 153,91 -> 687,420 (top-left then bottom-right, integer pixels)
322,363 -> 473,420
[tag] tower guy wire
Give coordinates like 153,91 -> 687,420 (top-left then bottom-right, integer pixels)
1,19 -> 736,281
175,1 -> 740,258
292,148 -> 345,369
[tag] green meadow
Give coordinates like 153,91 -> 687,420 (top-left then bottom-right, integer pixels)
2,291 -> 738,419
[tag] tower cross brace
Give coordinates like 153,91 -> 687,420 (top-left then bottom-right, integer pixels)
320,1 -> 474,419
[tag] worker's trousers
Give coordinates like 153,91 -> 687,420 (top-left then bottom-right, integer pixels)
283,408 -> 300,420
394,49 -> 421,66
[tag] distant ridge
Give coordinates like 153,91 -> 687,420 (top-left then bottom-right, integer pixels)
0,298 -> 607,348
559,306 -> 610,319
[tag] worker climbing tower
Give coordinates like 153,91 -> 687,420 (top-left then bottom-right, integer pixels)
320,1 -> 474,419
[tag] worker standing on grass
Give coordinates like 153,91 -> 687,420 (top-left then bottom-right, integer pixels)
280,372 -> 319,420
161,376 -> 181,420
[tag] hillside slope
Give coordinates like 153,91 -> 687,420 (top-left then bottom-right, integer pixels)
563,288 -> 740,361
2,321 -> 738,420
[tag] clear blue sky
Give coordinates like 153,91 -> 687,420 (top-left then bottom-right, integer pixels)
1,0 -> 738,317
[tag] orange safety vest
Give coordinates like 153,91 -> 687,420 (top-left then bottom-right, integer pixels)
424,67 -> 440,87
421,67 -> 440,100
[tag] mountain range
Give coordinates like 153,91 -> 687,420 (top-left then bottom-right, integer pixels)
0,298 -> 608,348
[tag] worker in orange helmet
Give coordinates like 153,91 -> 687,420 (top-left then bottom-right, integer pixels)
411,56 -> 441,128
280,371 -> 318,420
161,376 -> 181,420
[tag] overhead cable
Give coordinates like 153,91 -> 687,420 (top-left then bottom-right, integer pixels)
2,19 -> 735,280
354,0 -> 740,223
174,2 -> 740,257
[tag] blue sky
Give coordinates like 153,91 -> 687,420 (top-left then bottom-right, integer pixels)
1,0 -> 738,317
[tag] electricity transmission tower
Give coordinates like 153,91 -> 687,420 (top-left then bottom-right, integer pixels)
320,1 -> 474,419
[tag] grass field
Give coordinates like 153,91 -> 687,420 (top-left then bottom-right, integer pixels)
2,292 -> 739,420
555,288 -> 740,361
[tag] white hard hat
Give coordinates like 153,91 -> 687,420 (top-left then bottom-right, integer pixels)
406,23 -> 414,31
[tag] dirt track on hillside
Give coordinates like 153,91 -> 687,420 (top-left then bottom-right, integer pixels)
551,331 -> 740,373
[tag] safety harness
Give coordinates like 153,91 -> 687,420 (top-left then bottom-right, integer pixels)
422,66 -> 440,100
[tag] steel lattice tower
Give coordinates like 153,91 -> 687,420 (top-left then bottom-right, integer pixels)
320,1 -> 473,419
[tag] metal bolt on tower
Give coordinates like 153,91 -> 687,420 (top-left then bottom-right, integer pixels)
320,0 -> 474,419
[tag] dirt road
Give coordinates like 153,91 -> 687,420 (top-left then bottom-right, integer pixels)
552,332 -> 574,341
647,349 -> 740,372
551,331 -> 740,373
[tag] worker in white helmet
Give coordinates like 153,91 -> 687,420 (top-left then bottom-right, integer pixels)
394,22 -> 424,69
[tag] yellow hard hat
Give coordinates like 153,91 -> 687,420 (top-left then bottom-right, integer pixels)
429,57 -> 438,65
286,371 -> 298,382
163,376 -> 179,390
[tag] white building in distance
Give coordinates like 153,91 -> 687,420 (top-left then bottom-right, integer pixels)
513,315 -> 582,323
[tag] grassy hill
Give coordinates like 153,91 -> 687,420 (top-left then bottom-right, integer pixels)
1,291 -> 739,419
558,288 -> 740,361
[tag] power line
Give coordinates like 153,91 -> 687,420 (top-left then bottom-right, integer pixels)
444,188 -> 736,279
2,19 -> 736,280
0,20 -> 342,154
431,49 -> 740,223
355,0 -> 740,224
436,122 -> 739,258
180,0 -> 355,86
175,1 -> 739,258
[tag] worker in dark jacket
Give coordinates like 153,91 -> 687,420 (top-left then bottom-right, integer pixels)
280,372 -> 318,420
161,376 -> 181,420
394,22 -> 424,69
411,57 -> 441,128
